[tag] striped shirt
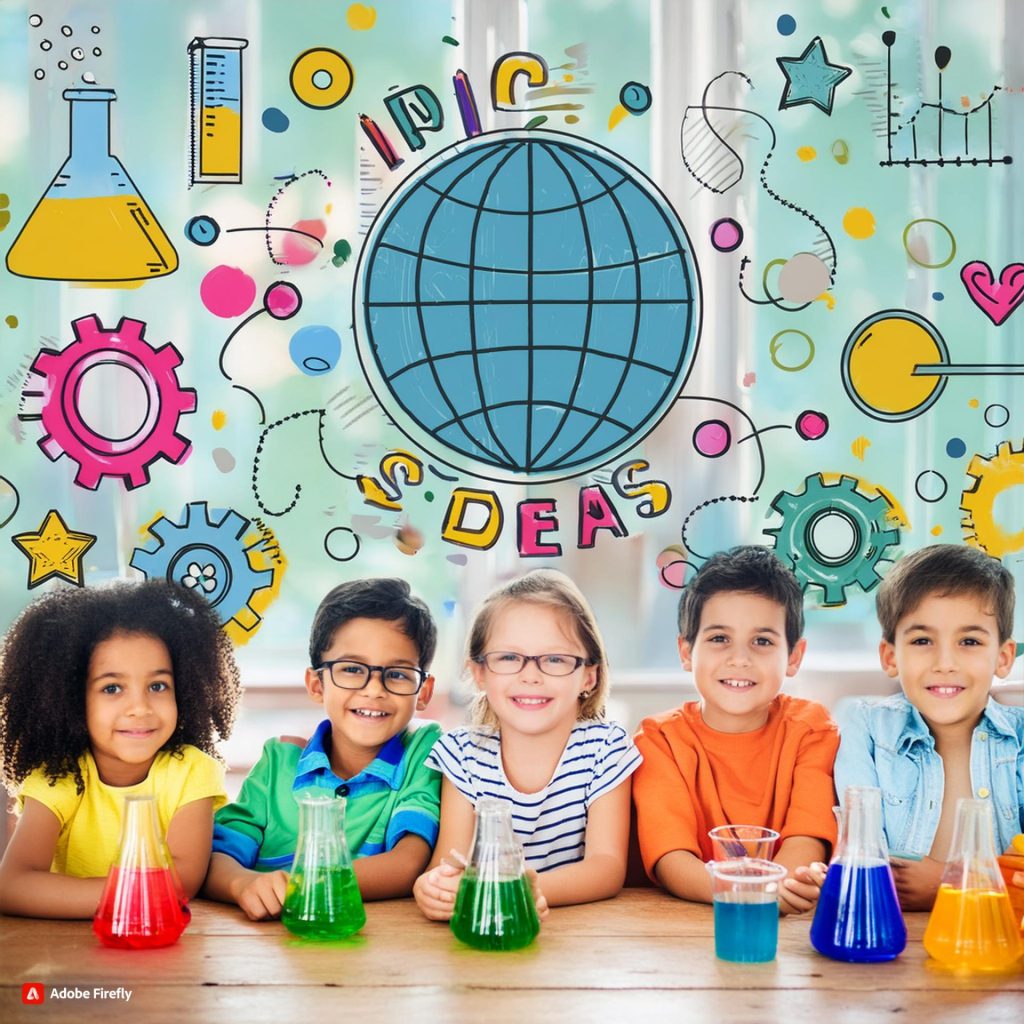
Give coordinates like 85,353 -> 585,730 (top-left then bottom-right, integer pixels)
426,721 -> 642,873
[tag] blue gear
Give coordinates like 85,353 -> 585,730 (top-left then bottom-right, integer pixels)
764,474 -> 900,606
130,502 -> 274,631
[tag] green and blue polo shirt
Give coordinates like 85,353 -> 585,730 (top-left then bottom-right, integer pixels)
212,718 -> 442,871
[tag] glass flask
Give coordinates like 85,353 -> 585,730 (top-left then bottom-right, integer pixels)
450,798 -> 540,951
706,858 -> 788,962
5,88 -> 178,284
93,795 -> 190,949
282,793 -> 365,940
810,786 -> 907,962
923,799 -> 1023,971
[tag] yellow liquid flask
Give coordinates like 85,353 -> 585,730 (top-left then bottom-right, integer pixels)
6,88 -> 178,284
923,798 -> 1023,972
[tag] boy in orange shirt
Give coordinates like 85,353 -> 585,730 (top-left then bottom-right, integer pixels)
633,545 -> 838,914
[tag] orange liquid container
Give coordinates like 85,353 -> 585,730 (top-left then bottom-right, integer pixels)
996,853 -> 1024,936
923,886 -> 1023,971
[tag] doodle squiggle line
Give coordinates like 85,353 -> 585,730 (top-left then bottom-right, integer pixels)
0,475 -> 20,529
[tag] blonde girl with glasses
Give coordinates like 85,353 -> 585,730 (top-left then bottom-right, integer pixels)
413,569 -> 641,920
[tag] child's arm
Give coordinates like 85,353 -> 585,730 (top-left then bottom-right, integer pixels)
651,849 -> 714,903
774,835 -> 828,915
0,798 -> 106,918
413,777 -> 475,920
353,834 -> 432,900
890,856 -> 944,910
530,777 -> 631,907
165,796 -> 216,898
203,853 -> 289,920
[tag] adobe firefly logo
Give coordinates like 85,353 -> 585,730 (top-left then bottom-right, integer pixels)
22,983 -> 45,1005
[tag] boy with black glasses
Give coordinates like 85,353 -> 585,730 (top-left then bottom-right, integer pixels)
204,578 -> 442,920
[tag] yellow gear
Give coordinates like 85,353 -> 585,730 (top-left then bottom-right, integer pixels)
960,440 -> 1024,557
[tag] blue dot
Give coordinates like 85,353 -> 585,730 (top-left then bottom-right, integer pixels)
946,437 -> 966,458
777,14 -> 797,35
932,291 -> 944,300
185,215 -> 219,246
289,324 -> 341,376
619,81 -> 652,115
262,107 -> 290,133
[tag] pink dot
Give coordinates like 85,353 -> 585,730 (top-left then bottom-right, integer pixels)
796,410 -> 829,440
710,217 -> 743,253
264,282 -> 302,320
693,420 -> 731,458
279,218 -> 327,266
200,266 -> 257,318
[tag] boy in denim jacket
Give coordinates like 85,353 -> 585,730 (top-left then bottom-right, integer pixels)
836,545 -> 1024,910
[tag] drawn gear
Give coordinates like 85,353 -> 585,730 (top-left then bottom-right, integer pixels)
29,315 -> 196,489
961,440 -> 1024,558
130,502 -> 274,632
765,474 -> 900,606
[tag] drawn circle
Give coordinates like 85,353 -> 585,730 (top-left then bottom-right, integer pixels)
92,25 -> 100,34
324,527 -> 360,562
289,324 -> 341,375
82,72 -> 96,83
693,419 -> 731,458
842,310 -> 948,421
34,68 -> 44,80
40,39 -> 51,51
185,215 -> 220,246
78,361 -> 151,441
902,219 -> 956,269
71,46 -> 84,60
769,329 -> 815,372
656,547 -> 689,589
201,266 -> 257,318
93,47 -> 102,56
796,410 -> 828,440
29,14 -> 42,27
777,14 -> 797,35
61,24 -> 72,36
985,404 -> 1010,428
807,509 -> 860,566
832,140 -> 850,164
946,437 -> 966,458
915,470 -> 948,503
58,60 -> 68,70
264,281 -> 302,319
710,218 -> 743,252
619,81 -> 652,115
290,48 -> 354,109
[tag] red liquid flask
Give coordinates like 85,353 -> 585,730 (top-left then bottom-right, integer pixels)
93,795 -> 189,949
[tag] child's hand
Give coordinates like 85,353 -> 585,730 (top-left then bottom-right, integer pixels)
525,867 -> 550,922
778,861 -> 827,916
236,869 -> 289,921
413,853 -> 465,921
891,855 -> 943,911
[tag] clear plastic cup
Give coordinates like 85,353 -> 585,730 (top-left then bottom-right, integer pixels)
706,858 -> 788,962
708,825 -> 780,861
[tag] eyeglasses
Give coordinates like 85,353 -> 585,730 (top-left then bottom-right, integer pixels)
473,652 -> 591,676
314,659 -> 428,696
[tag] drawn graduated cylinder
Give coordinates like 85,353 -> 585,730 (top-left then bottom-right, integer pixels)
5,88 -> 178,283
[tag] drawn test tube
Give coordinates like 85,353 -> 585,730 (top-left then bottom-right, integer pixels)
188,37 -> 248,186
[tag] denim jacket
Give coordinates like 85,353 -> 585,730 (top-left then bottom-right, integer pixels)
835,693 -> 1024,858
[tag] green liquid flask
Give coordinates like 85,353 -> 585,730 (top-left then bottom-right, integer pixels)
282,793 -> 366,940
450,798 -> 540,951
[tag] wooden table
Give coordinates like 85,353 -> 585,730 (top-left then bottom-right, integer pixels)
1,890 -> 1021,1022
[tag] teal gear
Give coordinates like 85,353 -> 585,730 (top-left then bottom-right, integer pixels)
764,474 -> 900,606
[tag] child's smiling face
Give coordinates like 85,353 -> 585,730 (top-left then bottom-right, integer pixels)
680,591 -> 806,733
85,631 -> 178,786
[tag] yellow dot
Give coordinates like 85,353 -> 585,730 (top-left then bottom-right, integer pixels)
346,3 -> 376,30
563,73 -> 574,82
565,114 -> 579,124
797,146 -> 817,162
968,398 -> 979,408
212,410 -> 227,430
931,525 -> 944,536
4,315 -> 17,328
843,207 -> 876,239
325,203 -> 333,215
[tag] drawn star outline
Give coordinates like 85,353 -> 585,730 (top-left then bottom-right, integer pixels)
12,508 -> 97,589
777,36 -> 852,115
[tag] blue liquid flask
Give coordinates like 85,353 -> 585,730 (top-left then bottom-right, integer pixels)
810,786 -> 907,962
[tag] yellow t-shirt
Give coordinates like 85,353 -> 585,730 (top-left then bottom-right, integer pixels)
18,746 -> 227,877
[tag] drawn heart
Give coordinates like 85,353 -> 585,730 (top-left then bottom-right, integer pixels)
960,260 -> 1024,326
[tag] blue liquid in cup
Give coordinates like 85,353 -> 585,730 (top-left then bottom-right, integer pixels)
810,861 -> 906,962
714,897 -> 779,962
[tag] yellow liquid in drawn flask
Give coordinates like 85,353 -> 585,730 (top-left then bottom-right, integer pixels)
5,88 -> 178,284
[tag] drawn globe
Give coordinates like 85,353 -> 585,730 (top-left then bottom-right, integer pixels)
355,130 -> 701,481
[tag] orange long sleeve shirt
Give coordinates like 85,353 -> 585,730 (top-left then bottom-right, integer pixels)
633,694 -> 839,877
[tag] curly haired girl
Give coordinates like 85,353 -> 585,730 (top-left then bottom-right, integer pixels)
0,579 -> 241,918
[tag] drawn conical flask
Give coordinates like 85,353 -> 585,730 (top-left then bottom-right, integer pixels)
93,795 -> 189,949
923,799 -> 1023,971
450,797 -> 540,951
282,793 -> 365,940
810,786 -> 907,962
6,88 -> 178,284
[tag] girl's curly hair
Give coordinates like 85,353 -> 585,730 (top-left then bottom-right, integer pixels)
0,579 -> 242,794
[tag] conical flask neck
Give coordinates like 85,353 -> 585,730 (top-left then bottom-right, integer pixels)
116,796 -> 169,871
65,89 -> 114,164
292,794 -> 352,870
837,786 -> 888,862
940,798 -> 1004,890
467,799 -> 523,880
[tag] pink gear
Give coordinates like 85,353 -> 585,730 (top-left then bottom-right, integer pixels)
29,315 -> 197,489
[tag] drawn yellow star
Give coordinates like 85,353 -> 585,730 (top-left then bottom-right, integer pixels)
12,509 -> 97,589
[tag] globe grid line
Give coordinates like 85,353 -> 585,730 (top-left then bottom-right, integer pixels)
528,139 -> 598,468
357,129 -> 703,482
375,238 -> 690,277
